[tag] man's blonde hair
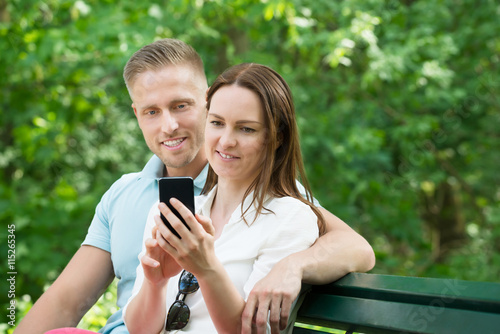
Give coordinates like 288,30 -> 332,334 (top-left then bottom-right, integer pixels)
123,38 -> 205,92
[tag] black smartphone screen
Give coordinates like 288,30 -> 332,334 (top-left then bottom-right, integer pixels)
158,177 -> 195,238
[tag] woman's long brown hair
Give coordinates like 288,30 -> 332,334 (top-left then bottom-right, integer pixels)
202,63 -> 325,234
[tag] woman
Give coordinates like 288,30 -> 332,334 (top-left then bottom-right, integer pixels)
123,63 -> 325,333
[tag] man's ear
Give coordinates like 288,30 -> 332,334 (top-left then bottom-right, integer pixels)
132,103 -> 138,117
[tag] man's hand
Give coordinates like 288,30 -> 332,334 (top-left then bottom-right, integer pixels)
241,207 -> 375,334
241,258 -> 302,334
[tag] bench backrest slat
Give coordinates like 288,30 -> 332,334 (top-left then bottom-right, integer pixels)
295,273 -> 500,334
316,273 -> 500,313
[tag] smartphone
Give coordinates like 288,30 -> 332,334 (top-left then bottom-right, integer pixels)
158,177 -> 195,238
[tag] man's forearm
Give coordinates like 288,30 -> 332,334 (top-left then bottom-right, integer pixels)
15,284 -> 96,333
293,208 -> 375,285
291,229 -> 375,284
240,208 -> 374,334
15,246 -> 115,334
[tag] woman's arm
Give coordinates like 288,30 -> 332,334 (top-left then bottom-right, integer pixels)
154,200 -> 246,333
124,222 -> 182,334
196,260 -> 246,333
124,275 -> 168,334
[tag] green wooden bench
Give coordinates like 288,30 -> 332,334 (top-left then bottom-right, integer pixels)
293,273 -> 500,334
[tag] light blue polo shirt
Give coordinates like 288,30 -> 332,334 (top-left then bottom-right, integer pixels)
82,155 -> 208,334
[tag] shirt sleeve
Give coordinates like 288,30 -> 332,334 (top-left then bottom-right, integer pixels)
81,189 -> 113,252
243,200 -> 319,299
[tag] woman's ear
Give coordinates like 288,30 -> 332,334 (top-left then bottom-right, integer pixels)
276,131 -> 284,148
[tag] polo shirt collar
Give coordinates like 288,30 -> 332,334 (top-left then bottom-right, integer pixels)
139,155 -> 209,195
194,164 -> 209,193
139,155 -> 165,179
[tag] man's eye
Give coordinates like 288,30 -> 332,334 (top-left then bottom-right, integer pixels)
146,110 -> 157,115
176,104 -> 187,110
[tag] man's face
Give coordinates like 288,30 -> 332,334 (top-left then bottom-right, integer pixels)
130,65 -> 208,175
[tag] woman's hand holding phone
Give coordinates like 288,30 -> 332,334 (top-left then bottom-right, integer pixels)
153,199 -> 217,278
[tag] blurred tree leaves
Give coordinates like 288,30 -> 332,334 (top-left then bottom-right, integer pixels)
1,0 -> 499,329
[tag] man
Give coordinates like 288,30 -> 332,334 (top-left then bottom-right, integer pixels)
15,39 -> 374,334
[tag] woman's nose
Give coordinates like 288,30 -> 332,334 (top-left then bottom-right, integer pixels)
219,129 -> 236,148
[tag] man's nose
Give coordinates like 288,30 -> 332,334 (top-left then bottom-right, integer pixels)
161,111 -> 179,134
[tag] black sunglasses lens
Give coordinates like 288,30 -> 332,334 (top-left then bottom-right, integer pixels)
179,271 -> 199,293
165,271 -> 199,330
166,300 -> 190,330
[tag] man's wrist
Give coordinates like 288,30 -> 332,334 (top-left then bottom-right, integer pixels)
279,253 -> 305,282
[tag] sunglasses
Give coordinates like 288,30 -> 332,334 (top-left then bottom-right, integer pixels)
165,270 -> 199,330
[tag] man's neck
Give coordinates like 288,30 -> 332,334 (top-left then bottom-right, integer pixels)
164,158 -> 208,179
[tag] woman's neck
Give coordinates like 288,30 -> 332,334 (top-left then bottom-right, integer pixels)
210,178 -> 253,238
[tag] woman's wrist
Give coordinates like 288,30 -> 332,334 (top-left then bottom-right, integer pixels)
144,276 -> 170,291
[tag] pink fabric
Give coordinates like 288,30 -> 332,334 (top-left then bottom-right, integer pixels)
44,329 -> 99,334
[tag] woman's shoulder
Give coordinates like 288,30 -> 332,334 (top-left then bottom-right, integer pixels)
266,196 -> 316,217
268,195 -> 311,207
261,196 -> 319,240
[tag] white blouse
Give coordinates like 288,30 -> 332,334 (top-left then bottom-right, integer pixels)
124,186 -> 319,333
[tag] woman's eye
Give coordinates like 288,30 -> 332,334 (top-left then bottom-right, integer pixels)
210,121 -> 222,126
241,127 -> 256,133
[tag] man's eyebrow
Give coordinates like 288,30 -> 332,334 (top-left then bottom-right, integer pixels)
139,98 -> 196,111
140,104 -> 159,110
170,98 -> 196,105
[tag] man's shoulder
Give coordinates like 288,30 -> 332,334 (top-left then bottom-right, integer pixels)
102,170 -> 156,202
108,155 -> 163,193
109,171 -> 143,190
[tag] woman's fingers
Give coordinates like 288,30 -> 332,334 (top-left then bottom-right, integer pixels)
142,238 -> 160,268
157,200 -> 209,240
154,200 -> 216,276
151,225 -> 158,239
141,254 -> 160,268
157,201 -> 192,238
168,198 -> 197,229
196,214 -> 215,236
153,216 -> 179,253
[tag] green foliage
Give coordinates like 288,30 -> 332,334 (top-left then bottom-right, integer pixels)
1,0 -> 499,330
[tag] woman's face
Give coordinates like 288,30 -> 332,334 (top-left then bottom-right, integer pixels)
205,85 -> 268,187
